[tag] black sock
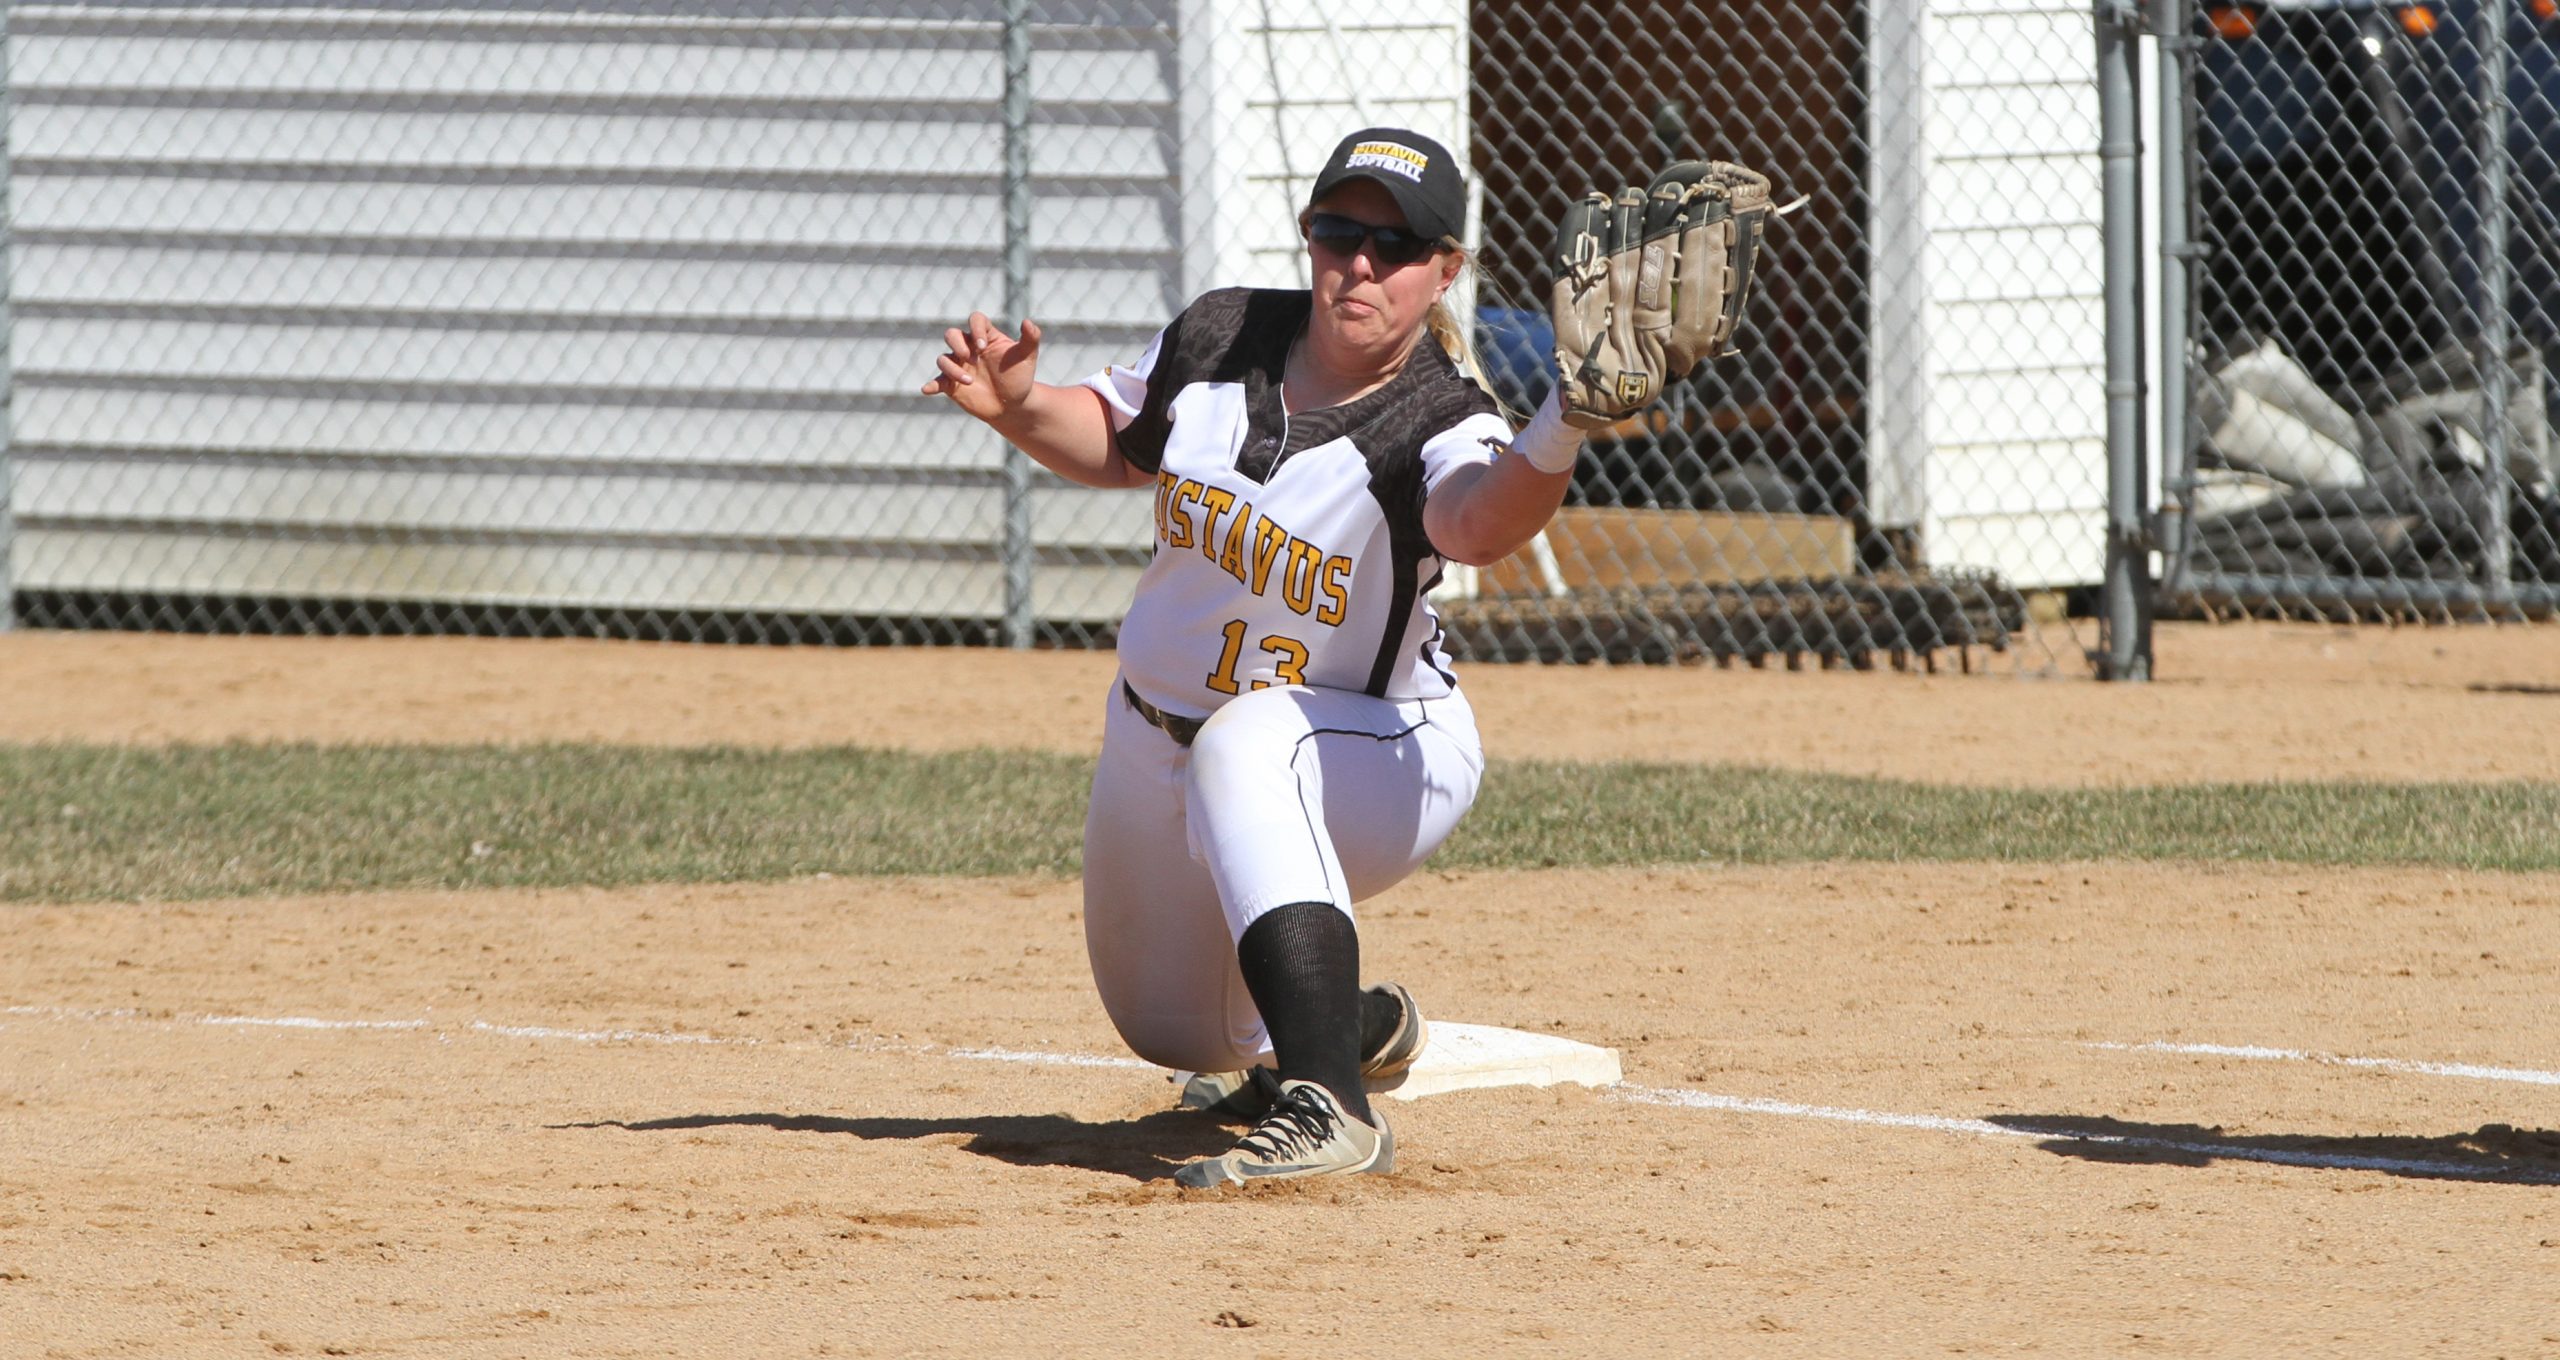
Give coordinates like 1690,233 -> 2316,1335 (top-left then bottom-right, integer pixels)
1236,902 -> 1373,1124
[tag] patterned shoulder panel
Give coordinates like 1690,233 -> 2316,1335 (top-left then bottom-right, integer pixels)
1345,341 -> 1505,560
1113,288 -> 1306,474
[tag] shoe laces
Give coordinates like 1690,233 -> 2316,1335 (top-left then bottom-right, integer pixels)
1236,1084 -> 1345,1162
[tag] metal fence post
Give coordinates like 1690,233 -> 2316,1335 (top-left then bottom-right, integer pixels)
0,0 -> 15,636
2476,0 -> 2516,612
1000,0 -> 1036,648
2152,0 -> 2194,605
2097,0 -> 2152,679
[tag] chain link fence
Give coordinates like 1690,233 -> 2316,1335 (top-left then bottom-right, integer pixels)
2161,0 -> 2560,621
0,1 -> 2169,671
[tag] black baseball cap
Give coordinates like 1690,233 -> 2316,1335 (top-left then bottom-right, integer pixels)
1306,128 -> 1467,243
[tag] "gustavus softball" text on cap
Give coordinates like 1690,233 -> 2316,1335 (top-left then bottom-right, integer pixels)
1307,128 -> 1467,243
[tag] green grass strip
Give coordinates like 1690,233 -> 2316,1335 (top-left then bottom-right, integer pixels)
0,745 -> 1090,903
1463,764 -> 2560,873
3,744 -> 2555,903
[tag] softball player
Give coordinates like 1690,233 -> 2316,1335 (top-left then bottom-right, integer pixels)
925,128 -> 1589,1187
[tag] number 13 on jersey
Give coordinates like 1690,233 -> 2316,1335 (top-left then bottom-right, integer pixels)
1206,618 -> 1309,694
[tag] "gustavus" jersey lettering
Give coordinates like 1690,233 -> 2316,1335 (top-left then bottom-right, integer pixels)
1154,470 -> 1351,626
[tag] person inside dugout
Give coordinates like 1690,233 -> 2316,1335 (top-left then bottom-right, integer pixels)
923,128 -> 1591,1187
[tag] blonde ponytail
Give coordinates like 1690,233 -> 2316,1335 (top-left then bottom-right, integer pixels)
1425,244 -> 1526,425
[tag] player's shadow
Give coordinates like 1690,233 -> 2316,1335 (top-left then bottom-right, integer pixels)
1985,1114 -> 2560,1185
552,1109 -> 1237,1182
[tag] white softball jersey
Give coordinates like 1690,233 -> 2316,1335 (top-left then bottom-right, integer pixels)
1081,287 -> 1513,714
1072,287 -> 1509,1075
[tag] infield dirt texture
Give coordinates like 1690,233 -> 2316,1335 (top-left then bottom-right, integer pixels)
4,623 -> 2558,1356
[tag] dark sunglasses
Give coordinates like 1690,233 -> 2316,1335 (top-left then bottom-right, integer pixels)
1305,212 -> 1446,267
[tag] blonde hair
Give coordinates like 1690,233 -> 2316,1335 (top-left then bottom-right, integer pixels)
1424,241 -> 1525,425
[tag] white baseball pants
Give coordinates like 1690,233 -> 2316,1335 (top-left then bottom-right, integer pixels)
1081,676 -> 1484,1073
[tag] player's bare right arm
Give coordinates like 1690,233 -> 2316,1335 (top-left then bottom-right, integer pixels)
984,378 -> 1148,490
923,311 -> 1150,490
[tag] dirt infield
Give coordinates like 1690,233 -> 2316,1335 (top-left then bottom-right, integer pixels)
1,619 -> 2554,784
9,867 -> 2560,1356
6,625 -> 2560,1355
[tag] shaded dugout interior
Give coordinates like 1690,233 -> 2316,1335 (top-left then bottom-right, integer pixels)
1472,0 -> 1872,536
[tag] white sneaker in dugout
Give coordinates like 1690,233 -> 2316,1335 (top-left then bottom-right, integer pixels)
1173,1079 -> 1394,1188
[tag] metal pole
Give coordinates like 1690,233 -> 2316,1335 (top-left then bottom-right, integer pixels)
2184,567 -> 2559,619
2152,0 -> 2196,602
2362,13 -> 2463,360
2097,0 -> 2152,680
0,0 -> 16,635
1000,0 -> 1036,648
2475,0 -> 2516,609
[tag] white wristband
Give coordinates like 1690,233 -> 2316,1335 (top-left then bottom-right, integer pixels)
1505,389 -> 1583,476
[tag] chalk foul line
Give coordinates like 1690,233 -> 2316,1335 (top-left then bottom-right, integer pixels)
1608,1085 -> 2560,1183
2091,1040 -> 2560,1089
2,1003 -> 1143,1067
8,1004 -> 2554,1182
946,1044 -> 1154,1070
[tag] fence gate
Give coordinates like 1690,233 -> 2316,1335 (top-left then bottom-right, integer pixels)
2158,0 -> 2560,621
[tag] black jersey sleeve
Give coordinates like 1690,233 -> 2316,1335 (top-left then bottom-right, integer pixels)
1360,346 -> 1503,563
1111,287 -> 1297,475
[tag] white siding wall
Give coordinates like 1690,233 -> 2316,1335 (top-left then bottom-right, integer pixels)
1178,0 -> 1471,297
1914,1 -> 2110,590
10,3 -> 1185,623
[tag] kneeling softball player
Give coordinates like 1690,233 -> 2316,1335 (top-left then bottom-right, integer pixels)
925,127 -> 1766,1186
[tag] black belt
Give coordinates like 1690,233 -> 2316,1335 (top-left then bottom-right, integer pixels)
1123,680 -> 1206,746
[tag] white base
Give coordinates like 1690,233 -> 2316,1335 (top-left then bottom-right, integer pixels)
1369,1021 -> 1622,1102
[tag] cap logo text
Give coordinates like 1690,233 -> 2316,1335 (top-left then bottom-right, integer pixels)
1344,141 -> 1428,183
